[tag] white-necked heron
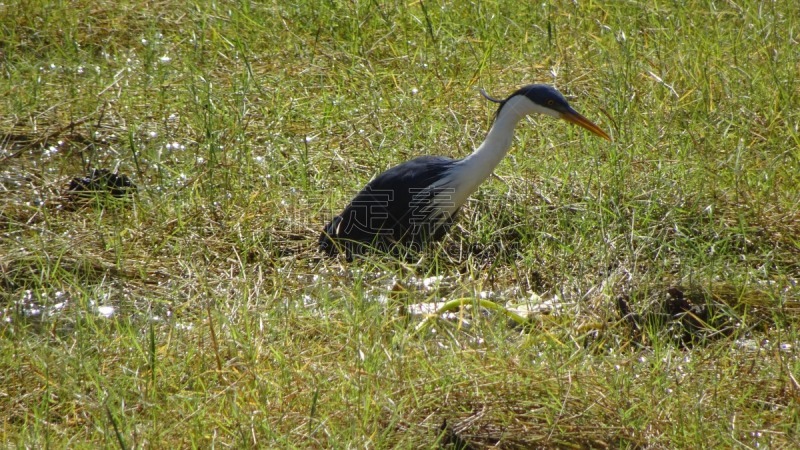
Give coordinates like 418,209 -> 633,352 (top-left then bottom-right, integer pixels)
320,84 -> 610,259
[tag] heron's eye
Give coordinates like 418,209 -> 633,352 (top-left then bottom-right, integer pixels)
546,99 -> 556,107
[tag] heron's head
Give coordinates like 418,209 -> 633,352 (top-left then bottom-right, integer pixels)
481,84 -> 611,140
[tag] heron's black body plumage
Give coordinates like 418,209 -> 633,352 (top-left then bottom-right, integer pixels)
320,155 -> 459,259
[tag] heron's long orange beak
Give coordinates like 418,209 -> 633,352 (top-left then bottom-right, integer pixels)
562,108 -> 611,141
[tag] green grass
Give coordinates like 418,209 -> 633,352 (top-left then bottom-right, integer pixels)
1,0 -> 799,447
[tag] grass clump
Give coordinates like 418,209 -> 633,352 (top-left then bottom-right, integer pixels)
1,0 -> 798,448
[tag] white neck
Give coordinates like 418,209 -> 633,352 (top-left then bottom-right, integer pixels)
452,95 -> 554,201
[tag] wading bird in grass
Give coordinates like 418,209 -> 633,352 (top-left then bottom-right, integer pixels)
320,84 -> 611,260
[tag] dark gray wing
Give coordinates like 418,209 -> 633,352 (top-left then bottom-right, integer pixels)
320,156 -> 459,258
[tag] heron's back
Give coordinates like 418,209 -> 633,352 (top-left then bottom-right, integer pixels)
319,156 -> 459,258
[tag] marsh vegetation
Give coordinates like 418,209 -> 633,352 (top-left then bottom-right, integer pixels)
1,1 -> 798,447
